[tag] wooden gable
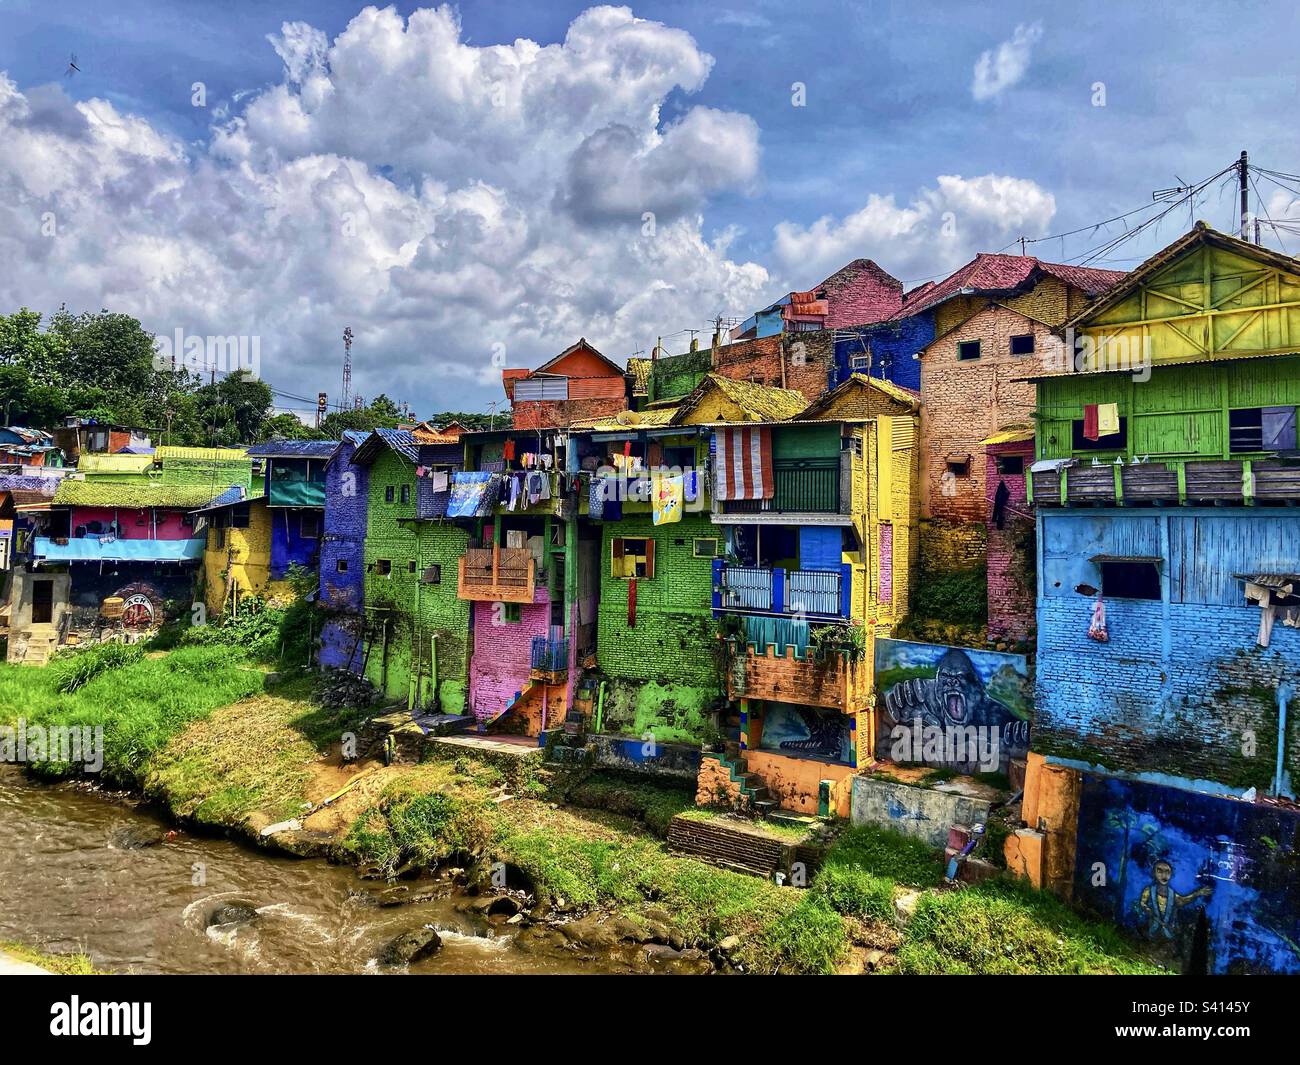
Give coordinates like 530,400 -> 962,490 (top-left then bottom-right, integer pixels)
1074,226 -> 1300,369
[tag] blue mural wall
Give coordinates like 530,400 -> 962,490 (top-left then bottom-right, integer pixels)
1035,508 -> 1300,791
269,507 -> 322,578
758,703 -> 854,764
1073,773 -> 1300,975
875,637 -> 1031,771
319,432 -> 368,670
831,312 -> 934,393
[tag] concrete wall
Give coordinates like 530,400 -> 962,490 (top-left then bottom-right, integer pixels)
851,775 -> 993,849
589,735 -> 703,780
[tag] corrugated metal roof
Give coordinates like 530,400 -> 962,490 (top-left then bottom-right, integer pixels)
156,445 -> 250,463
351,428 -> 418,466
77,454 -> 156,475
981,426 -> 1035,445
246,440 -> 339,458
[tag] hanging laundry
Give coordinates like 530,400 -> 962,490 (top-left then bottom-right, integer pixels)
502,440 -> 516,462
1097,402 -> 1120,436
587,475 -> 605,520
652,473 -> 684,525
447,472 -> 491,518
1087,595 -> 1109,643
431,470 -> 449,493
993,479 -> 1010,529
714,426 -> 774,500
1082,404 -> 1100,442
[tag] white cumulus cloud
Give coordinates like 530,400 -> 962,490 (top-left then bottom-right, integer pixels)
0,5 -> 768,411
972,22 -> 1043,102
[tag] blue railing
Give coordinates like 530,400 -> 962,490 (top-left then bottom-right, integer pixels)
712,561 -> 851,619
530,635 -> 569,672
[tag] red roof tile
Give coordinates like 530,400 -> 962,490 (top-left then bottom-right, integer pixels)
893,254 -> 1125,320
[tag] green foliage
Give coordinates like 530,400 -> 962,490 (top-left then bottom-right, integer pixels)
553,772 -> 694,837
913,565 -> 988,626
897,877 -> 1165,975
49,642 -> 146,693
808,621 -> 868,663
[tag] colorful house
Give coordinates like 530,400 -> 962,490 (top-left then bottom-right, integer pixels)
728,259 -> 904,341
911,256 -> 1124,633
245,440 -> 334,581
318,430 -> 371,670
1015,225 -> 1300,974
688,373 -> 921,817
351,429 -> 471,712
503,339 -> 633,430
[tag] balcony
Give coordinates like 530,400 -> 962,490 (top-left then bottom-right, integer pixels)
717,456 -> 845,518
1030,457 -> 1300,507
727,642 -> 868,713
712,561 -> 850,620
530,635 -> 568,675
457,545 -> 536,603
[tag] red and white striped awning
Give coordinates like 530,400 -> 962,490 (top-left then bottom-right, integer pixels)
714,426 -> 773,500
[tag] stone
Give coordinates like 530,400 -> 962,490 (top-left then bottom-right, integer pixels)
108,824 -> 166,849
377,926 -> 442,966
717,935 -> 741,955
208,903 -> 259,928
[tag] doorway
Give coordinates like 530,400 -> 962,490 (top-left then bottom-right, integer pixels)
32,579 -> 54,624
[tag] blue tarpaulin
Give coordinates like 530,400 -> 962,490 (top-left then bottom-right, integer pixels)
447,472 -> 491,518
34,536 -> 205,562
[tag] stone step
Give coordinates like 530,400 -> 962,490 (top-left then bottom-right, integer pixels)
752,799 -> 778,818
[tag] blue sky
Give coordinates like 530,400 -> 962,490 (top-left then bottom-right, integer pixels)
1,1 -> 1297,417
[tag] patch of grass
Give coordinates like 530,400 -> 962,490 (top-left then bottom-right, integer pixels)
0,646 -> 265,785
49,642 -> 145,693
808,824 -> 944,923
1,941 -> 105,975
554,774 -> 702,837
897,876 -> 1166,975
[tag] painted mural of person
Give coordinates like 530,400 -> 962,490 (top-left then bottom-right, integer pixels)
1139,859 -> 1212,941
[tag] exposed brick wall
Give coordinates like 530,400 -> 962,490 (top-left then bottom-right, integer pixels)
512,396 -> 626,430
319,437 -> 369,670
711,332 -> 836,403
469,587 -> 551,724
918,520 -> 987,574
986,442 -> 1035,642
695,755 -> 746,808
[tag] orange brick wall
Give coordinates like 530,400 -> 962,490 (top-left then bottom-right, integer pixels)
742,751 -> 854,817
695,756 -> 746,808
712,332 -> 836,402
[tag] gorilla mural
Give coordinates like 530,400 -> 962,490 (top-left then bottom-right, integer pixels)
877,642 -> 1031,771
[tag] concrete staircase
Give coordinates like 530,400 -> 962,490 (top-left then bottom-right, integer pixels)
717,741 -> 777,819
8,625 -> 59,666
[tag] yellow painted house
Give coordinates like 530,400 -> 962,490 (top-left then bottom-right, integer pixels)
195,493 -> 277,617
676,372 -> 922,817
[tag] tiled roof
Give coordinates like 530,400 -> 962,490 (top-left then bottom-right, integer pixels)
893,254 -> 1125,319
350,428 -> 418,466
626,357 -> 652,396
672,373 -> 808,425
155,445 -> 249,463
245,439 -> 339,458
77,454 -> 156,476
53,480 -> 235,509
572,407 -> 680,431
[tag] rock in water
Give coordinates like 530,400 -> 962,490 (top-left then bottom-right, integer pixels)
208,903 -> 259,928
108,824 -> 167,849
377,927 -> 442,966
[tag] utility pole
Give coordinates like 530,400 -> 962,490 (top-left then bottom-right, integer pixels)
1239,149 -> 1250,240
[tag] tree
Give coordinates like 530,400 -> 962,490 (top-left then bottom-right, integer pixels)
193,370 -> 274,445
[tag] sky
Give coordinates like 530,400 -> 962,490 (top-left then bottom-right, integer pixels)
1,0 -> 1297,420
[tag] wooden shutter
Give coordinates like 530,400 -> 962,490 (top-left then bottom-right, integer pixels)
643,539 -> 656,579
611,538 -> 624,578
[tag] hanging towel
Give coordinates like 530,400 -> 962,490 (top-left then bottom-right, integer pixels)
502,440 -> 515,462
652,473 -> 684,525
431,470 -> 449,493
447,471 -> 491,518
1087,595 -> 1109,642
714,426 -> 774,500
1082,404 -> 1100,442
588,476 -> 606,520
1097,402 -> 1120,436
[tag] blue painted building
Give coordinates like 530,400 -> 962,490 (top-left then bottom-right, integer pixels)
247,439 -> 337,579
831,313 -> 934,393
318,430 -> 369,670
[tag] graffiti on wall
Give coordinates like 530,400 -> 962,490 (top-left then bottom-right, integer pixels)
758,703 -> 854,764
875,638 -> 1031,772
1074,774 -> 1300,974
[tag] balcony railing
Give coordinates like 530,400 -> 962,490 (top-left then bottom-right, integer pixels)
1029,457 -> 1300,507
713,561 -> 850,619
726,643 -> 868,712
457,545 -> 536,603
530,635 -> 568,673
721,458 -> 841,514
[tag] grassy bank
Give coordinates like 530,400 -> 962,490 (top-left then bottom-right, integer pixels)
0,648 -> 1163,976
1,941 -> 104,975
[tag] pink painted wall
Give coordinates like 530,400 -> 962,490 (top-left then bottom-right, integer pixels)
985,443 -> 1034,641
70,506 -> 193,540
469,585 -> 552,724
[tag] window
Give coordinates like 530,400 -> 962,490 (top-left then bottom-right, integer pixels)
336,559 -> 348,573
421,564 -> 442,584
693,538 -> 719,559
408,559 -> 417,573
995,455 -> 1025,476
300,512 -> 320,538
550,599 -> 565,627
384,485 -> 395,503
501,602 -> 521,624
400,484 -> 411,505
1071,418 -> 1128,451
849,351 -> 871,372
1231,406 -> 1297,453
375,559 -> 392,576
215,526 -> 226,549
1098,559 -> 1161,601
611,537 -> 655,579
1009,333 -> 1035,356
957,340 -> 981,361
232,504 -> 250,529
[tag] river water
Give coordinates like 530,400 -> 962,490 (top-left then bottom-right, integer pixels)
0,767 -> 619,975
